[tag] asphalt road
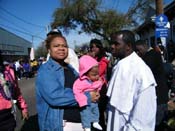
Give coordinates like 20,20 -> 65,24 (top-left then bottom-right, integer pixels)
15,77 -> 39,131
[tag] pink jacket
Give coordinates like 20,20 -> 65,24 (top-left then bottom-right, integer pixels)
0,66 -> 28,113
73,55 -> 103,107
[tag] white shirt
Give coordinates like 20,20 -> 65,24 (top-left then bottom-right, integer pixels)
15,61 -> 20,71
107,52 -> 157,131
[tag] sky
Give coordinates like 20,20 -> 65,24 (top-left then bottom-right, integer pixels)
0,0 -> 173,49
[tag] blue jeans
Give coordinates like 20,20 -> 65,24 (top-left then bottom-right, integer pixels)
80,102 -> 99,128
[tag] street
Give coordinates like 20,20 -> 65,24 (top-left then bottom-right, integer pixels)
15,77 -> 39,131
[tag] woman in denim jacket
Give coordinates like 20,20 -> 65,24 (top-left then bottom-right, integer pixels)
36,34 -> 100,131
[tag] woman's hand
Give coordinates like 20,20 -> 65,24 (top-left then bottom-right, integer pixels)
90,90 -> 100,102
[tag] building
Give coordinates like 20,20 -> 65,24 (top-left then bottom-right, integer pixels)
0,27 -> 32,61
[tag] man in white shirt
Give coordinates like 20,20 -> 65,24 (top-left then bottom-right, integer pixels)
107,30 -> 157,131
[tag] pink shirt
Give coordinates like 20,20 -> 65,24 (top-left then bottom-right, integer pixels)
0,66 -> 28,113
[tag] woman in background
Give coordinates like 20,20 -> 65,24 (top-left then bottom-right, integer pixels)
0,54 -> 28,131
89,39 -> 110,131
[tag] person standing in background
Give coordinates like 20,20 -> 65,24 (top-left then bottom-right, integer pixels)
22,59 -> 31,79
0,56 -> 28,131
167,40 -> 175,63
89,39 -> 109,131
14,60 -> 22,80
107,30 -> 157,131
135,40 -> 169,130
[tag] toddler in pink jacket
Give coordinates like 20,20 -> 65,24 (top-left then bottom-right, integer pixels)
73,55 -> 104,131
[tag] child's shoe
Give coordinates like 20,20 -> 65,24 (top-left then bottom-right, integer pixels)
84,128 -> 91,131
92,122 -> 102,130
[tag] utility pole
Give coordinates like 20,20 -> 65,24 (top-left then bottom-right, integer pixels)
155,0 -> 168,62
45,25 -> 50,34
155,0 -> 163,15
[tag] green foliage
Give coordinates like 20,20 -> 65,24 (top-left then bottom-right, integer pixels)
51,0 -> 154,41
99,10 -> 127,38
51,0 -> 128,41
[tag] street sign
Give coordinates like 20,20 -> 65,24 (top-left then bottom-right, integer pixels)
155,28 -> 168,38
155,14 -> 168,28
155,14 -> 169,38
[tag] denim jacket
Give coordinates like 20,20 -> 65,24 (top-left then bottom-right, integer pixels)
36,58 -> 82,131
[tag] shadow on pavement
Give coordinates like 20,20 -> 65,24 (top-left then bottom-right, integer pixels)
21,114 -> 39,131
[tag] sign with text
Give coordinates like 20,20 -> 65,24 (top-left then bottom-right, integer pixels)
155,28 -> 168,38
155,14 -> 168,28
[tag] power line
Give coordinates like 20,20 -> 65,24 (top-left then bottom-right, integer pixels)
113,0 -> 120,10
0,14 -> 46,38
0,24 -> 45,41
0,14 -> 33,34
127,0 -> 136,12
0,6 -> 45,29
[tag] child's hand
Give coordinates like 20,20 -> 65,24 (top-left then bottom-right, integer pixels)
90,90 -> 100,102
98,77 -> 104,84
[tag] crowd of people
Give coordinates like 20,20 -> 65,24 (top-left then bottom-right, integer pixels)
35,29 -> 175,131
0,58 -> 41,81
1,28 -> 175,131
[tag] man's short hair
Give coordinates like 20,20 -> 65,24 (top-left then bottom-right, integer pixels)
110,30 -> 135,49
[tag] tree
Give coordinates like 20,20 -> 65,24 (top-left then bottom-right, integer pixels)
51,0 -> 129,41
35,42 -> 48,59
51,0 -> 154,41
